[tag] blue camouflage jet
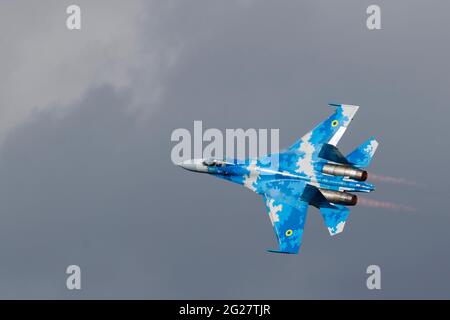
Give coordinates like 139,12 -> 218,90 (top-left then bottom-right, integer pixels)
178,104 -> 378,254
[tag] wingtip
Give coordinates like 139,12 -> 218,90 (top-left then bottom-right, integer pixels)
328,103 -> 342,107
267,249 -> 298,254
328,103 -> 360,110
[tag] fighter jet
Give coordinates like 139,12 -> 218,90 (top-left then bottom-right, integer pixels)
178,104 -> 378,254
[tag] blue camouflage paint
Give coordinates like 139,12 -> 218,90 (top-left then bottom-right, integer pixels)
346,137 -> 379,168
320,205 -> 350,236
178,104 -> 379,254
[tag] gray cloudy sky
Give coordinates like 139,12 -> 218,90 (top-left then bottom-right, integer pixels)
0,0 -> 449,298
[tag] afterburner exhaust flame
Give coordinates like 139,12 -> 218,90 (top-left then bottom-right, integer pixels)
369,173 -> 419,187
358,197 -> 416,213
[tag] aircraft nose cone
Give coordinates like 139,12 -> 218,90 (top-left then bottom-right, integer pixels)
178,159 -> 197,171
177,159 -> 208,172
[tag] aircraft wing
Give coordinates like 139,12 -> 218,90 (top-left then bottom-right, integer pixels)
263,194 -> 309,254
287,103 -> 359,153
260,179 -> 351,253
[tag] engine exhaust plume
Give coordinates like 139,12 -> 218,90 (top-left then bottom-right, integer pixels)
358,197 -> 417,213
369,173 -> 419,187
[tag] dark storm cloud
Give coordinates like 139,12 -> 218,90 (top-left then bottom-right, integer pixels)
0,0 -> 148,139
0,0 -> 449,298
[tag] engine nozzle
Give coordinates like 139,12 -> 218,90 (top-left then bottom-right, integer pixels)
319,189 -> 358,206
322,163 -> 368,181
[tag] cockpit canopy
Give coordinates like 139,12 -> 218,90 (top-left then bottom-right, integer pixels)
202,158 -> 226,167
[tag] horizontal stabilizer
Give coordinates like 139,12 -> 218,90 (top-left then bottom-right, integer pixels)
320,205 -> 350,236
347,137 -> 379,168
